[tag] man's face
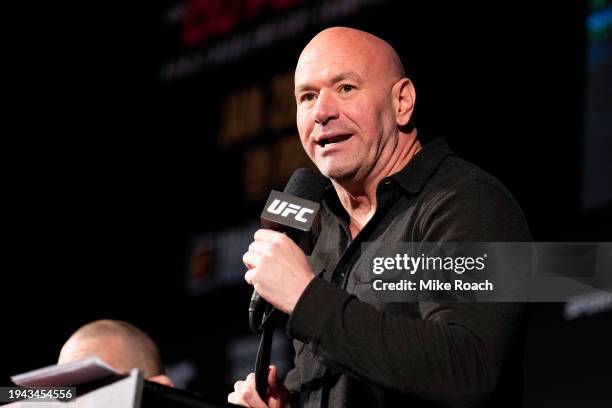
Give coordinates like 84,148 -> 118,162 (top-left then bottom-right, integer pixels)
294,36 -> 398,182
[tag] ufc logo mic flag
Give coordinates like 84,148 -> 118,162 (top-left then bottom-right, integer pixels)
260,190 -> 320,232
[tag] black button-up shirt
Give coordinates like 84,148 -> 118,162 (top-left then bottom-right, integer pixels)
284,138 -> 531,408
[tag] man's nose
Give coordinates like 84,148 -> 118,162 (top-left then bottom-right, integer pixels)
313,90 -> 339,125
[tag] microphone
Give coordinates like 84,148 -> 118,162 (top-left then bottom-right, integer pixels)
249,168 -> 329,400
249,168 -> 330,330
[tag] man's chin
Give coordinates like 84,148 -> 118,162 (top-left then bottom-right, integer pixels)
319,165 -> 358,183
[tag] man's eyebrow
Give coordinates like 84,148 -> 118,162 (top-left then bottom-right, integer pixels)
295,71 -> 364,94
330,71 -> 364,85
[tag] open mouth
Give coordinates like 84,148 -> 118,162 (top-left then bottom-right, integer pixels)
317,134 -> 352,147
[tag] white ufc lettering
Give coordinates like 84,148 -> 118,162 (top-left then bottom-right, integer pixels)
295,207 -> 314,222
281,204 -> 301,218
266,200 -> 314,223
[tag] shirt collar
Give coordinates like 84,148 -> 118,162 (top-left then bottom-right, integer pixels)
321,137 -> 454,215
390,137 -> 454,194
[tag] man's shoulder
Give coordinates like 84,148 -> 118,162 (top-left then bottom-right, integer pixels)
420,154 -> 518,206
412,154 -> 531,241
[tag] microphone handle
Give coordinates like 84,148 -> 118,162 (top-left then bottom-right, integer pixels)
249,289 -> 267,332
255,324 -> 273,400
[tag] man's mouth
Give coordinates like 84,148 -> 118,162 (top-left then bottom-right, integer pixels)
316,134 -> 352,147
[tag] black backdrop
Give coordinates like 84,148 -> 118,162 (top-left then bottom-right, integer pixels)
3,1 -> 610,406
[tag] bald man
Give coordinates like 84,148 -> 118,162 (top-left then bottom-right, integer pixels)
59,319 -> 173,387
230,27 -> 529,407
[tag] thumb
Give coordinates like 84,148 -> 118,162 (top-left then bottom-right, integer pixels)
268,365 -> 279,388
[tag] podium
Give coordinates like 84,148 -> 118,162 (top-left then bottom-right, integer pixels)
3,370 -> 237,407
4,358 -> 238,407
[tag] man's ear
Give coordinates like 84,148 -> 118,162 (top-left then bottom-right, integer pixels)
147,374 -> 174,388
392,78 -> 415,127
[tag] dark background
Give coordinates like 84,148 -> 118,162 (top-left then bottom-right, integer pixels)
3,0 -> 611,406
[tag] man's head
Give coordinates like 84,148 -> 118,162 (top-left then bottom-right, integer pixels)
58,319 -> 173,387
295,27 -> 416,186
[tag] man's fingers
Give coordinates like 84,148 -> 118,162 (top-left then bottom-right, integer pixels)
248,240 -> 270,255
245,269 -> 256,285
228,385 -> 250,406
227,391 -> 244,405
228,374 -> 267,408
241,388 -> 268,408
254,228 -> 285,243
268,365 -> 278,388
242,250 -> 261,269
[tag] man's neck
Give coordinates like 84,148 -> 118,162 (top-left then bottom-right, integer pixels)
333,130 -> 422,238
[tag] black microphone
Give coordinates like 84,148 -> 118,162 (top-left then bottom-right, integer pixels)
249,168 -> 330,329
249,168 -> 329,400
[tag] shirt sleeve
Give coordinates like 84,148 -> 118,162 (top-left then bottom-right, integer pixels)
286,180 -> 530,408
283,365 -> 302,407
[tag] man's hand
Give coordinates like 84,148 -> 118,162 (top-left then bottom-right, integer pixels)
243,229 -> 315,314
228,365 -> 292,408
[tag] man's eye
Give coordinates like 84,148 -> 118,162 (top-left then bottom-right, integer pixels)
340,84 -> 355,93
300,93 -> 316,103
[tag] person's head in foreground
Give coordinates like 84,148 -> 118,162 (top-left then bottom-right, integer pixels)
58,319 -> 173,387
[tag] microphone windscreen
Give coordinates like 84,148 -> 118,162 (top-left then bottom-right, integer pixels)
283,168 -> 330,203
